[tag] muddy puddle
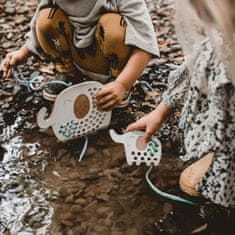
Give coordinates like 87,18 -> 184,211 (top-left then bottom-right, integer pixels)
0,109 -> 187,235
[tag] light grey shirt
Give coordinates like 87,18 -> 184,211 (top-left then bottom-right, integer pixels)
27,0 -> 159,56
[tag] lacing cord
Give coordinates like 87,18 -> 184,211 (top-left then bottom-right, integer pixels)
12,69 -> 72,92
145,166 -> 198,206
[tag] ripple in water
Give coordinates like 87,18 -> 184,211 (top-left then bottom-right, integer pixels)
0,136 -> 58,234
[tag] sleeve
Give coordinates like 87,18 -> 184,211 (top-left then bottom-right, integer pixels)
118,0 -> 159,57
25,0 -> 52,57
162,62 -> 190,108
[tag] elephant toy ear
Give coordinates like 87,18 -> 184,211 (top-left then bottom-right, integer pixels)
109,129 -> 125,143
110,130 -> 162,166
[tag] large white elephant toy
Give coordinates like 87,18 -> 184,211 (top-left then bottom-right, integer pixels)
37,81 -> 112,142
109,129 -> 162,166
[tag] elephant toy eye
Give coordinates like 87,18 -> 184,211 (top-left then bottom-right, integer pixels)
74,95 -> 90,119
136,136 -> 147,150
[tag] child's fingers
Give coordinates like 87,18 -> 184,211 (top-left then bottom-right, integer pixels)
6,69 -> 12,79
9,56 -> 17,66
143,124 -> 158,143
98,99 -> 117,111
126,121 -> 145,132
1,57 -> 10,71
97,94 -> 114,106
96,87 -> 111,98
1,56 -> 12,79
143,128 -> 154,143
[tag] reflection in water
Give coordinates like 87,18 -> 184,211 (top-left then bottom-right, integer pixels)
0,135 -> 57,234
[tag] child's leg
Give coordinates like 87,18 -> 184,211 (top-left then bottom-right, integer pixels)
179,152 -> 214,196
36,7 -> 77,76
95,13 -> 132,77
71,13 -> 132,77
36,10 -> 131,77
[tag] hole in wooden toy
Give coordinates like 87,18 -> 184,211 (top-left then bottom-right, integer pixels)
134,157 -> 138,160
74,95 -> 90,119
136,136 -> 147,151
131,151 -> 135,155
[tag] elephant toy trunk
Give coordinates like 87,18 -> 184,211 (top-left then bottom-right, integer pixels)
37,107 -> 53,129
109,129 -> 124,143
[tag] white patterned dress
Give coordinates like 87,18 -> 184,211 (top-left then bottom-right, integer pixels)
162,39 -> 235,208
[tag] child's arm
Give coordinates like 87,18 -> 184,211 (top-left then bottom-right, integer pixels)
1,0 -> 52,79
126,102 -> 171,142
1,44 -> 32,79
96,48 -> 151,110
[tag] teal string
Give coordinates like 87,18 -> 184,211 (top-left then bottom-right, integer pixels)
145,166 -> 198,206
78,136 -> 89,162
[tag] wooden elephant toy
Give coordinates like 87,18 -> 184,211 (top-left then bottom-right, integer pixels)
109,129 -> 162,166
37,81 -> 112,142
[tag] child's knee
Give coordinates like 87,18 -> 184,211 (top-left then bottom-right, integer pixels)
97,13 -> 126,48
36,8 -> 66,35
179,166 -> 201,197
179,153 -> 214,197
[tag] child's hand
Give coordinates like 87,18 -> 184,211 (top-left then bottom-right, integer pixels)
96,81 -> 126,110
1,45 -> 31,79
126,102 -> 171,142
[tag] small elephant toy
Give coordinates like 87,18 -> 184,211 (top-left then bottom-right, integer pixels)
37,81 -> 112,142
109,129 -> 162,166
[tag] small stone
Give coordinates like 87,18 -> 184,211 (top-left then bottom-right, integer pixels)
15,15 -> 25,24
102,149 -> 111,158
4,7 -> 15,15
94,225 -> 107,233
70,205 -> 82,214
125,228 -> 139,235
60,212 -> 74,221
68,172 -> 80,180
85,147 -> 96,156
65,194 -> 75,203
75,198 -> 87,206
96,193 -> 110,202
2,42 -> 13,49
60,219 -> 74,227
96,206 -> 111,217
6,32 -> 13,40
1,103 -> 10,109
85,200 -> 97,211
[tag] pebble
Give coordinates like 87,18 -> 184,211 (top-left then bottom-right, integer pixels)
85,146 -> 96,156
96,206 -> 111,217
70,205 -> 82,214
75,198 -> 87,206
4,7 -> 15,15
2,41 -> 13,49
65,194 -> 75,203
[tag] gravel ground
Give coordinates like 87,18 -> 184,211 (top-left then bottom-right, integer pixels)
0,1 -> 234,235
